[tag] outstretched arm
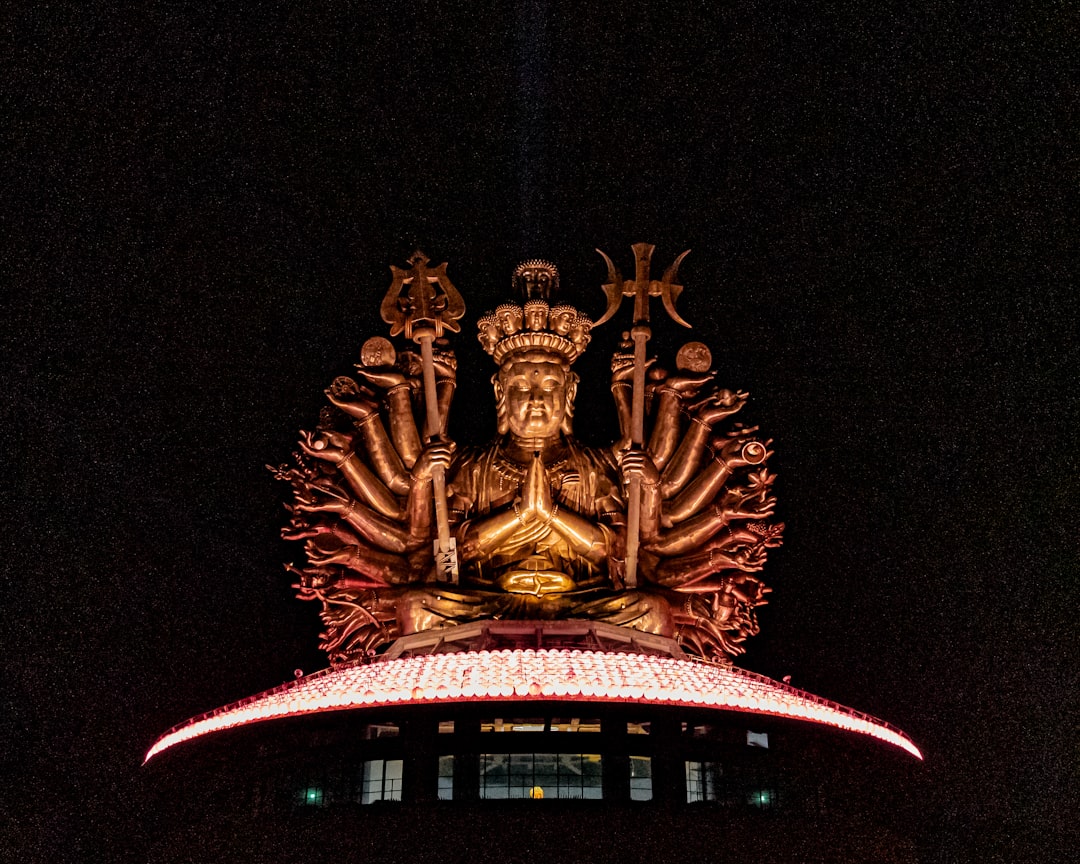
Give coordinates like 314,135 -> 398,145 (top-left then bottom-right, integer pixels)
645,497 -> 775,557
325,377 -> 410,494
355,367 -> 422,469
298,428 -> 404,519
664,434 -> 768,524
659,390 -> 748,499
647,371 -> 715,470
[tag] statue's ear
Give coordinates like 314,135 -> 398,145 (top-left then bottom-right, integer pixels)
561,373 -> 578,434
492,373 -> 509,435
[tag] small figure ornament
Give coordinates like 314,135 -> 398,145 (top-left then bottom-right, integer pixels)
273,247 -> 783,665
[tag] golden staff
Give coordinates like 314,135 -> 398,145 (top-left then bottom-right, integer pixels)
594,243 -> 691,588
381,251 -> 466,581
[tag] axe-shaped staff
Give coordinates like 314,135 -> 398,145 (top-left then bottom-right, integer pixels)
380,250 -> 466,582
594,243 -> 691,588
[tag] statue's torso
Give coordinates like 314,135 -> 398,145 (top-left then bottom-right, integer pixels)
449,439 -> 623,592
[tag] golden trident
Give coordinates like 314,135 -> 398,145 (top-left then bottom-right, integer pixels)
381,251 -> 466,581
594,243 -> 691,588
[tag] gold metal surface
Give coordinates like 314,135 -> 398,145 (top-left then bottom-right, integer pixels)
274,248 -> 783,665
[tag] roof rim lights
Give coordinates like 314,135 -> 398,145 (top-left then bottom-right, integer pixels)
145,649 -> 921,763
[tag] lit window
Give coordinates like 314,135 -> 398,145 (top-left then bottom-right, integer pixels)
361,759 -> 403,803
749,789 -> 773,808
438,755 -> 454,801
298,786 -> 325,807
551,718 -> 600,733
629,756 -> 653,801
479,754 -> 602,800
479,717 -> 601,733
364,722 -> 399,739
438,721 -> 455,734
685,761 -> 722,803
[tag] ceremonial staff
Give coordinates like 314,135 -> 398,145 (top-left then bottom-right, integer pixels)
594,243 -> 691,588
381,251 -> 466,581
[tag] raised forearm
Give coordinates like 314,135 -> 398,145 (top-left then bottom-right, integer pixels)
550,509 -> 608,563
355,414 -> 410,495
664,457 -> 733,524
385,386 -> 421,468
659,422 -> 711,499
647,391 -> 682,470
610,381 -> 632,450
436,379 -> 455,437
645,505 -> 729,557
339,499 -> 413,553
459,506 -> 526,562
338,454 -> 404,519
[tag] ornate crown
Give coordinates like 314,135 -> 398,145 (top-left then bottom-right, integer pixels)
477,299 -> 592,364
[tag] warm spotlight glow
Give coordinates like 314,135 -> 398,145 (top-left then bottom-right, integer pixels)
145,650 -> 922,763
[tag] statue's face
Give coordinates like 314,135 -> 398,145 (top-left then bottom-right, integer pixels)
477,320 -> 499,351
524,304 -> 548,331
520,267 -> 552,298
500,357 -> 568,439
550,310 -> 574,336
497,307 -> 523,335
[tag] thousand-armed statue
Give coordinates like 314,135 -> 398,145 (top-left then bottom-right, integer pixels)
271,247 -> 783,666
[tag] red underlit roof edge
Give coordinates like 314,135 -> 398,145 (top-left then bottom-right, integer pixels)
145,649 -> 922,764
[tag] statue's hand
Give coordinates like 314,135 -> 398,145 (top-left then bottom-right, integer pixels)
295,497 -> 346,516
618,448 -> 660,487
432,350 -> 457,381
354,366 -> 414,391
721,497 -> 776,521
520,452 -> 553,521
298,429 -> 354,463
305,540 -> 358,567
611,355 -> 656,384
282,519 -> 321,541
412,441 -> 455,482
326,377 -> 379,420
693,389 -> 749,425
716,435 -> 772,469
663,371 -> 716,397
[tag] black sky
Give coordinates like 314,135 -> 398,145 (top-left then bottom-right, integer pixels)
4,1 -> 1076,860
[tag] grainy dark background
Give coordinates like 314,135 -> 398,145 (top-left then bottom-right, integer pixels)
4,1 -> 1075,861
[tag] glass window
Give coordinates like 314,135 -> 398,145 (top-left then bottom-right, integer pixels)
361,759 -> 403,804
685,760 -> 722,803
550,718 -> 600,733
297,785 -> 325,807
363,722 -> 400,739
479,754 -> 602,800
438,721 -> 455,734
479,717 -> 601,732
438,755 -> 454,801
629,756 -> 653,801
627,722 -> 651,735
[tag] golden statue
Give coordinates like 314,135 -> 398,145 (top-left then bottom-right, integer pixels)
272,250 -> 783,665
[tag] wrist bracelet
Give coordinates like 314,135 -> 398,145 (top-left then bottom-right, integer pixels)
513,499 -> 528,526
542,503 -> 559,527
336,450 -> 355,466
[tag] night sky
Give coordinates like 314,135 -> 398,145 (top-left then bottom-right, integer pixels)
6,2 -> 1075,860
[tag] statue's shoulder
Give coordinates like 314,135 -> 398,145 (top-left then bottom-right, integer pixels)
565,440 -> 618,471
